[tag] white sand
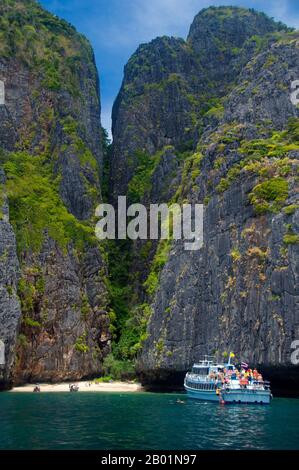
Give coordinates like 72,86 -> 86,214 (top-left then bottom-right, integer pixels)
10,380 -> 144,393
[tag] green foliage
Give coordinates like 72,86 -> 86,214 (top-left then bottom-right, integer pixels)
94,376 -> 113,383
174,150 -> 203,200
105,228 -> 170,362
6,285 -> 13,296
207,120 -> 299,213
3,151 -> 96,254
102,353 -> 135,380
283,233 -> 299,245
0,0 -> 96,96
18,274 -> 43,318
231,248 -> 241,262
283,223 -> 299,244
155,338 -> 165,354
114,303 -> 152,360
74,333 -> 89,353
144,239 -> 171,296
263,54 -> 276,68
17,333 -> 29,348
23,317 -> 41,328
80,294 -> 90,320
283,204 -> 299,215
18,274 -> 44,329
249,177 -> 288,214
103,236 -> 151,365
61,116 -> 99,174
217,165 -> 241,193
286,117 -> 299,142
204,103 -> 224,120
106,239 -> 133,331
127,149 -> 164,203
240,124 -> 299,160
139,240 -> 152,260
214,157 -> 225,170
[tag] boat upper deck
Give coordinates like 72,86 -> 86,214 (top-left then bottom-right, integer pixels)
185,358 -> 270,392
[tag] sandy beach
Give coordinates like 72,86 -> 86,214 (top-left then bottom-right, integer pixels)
10,381 -> 144,393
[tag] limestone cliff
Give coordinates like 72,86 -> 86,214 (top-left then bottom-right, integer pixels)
0,168 -> 21,387
111,7 -> 288,199
1,2 -> 299,393
0,0 -> 110,388
110,7 -> 299,391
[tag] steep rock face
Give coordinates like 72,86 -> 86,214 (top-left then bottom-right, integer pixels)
111,7 -> 289,199
0,0 -> 110,386
187,6 -> 287,93
140,35 -> 299,381
225,39 -> 299,128
13,241 -> 109,383
109,6 -> 299,387
0,169 -> 21,390
141,151 -> 299,373
111,36 -> 201,198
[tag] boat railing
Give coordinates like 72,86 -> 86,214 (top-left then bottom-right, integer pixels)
223,380 -> 271,391
186,372 -> 271,389
186,373 -> 218,383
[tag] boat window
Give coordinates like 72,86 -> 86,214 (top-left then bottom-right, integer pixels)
192,367 -> 209,375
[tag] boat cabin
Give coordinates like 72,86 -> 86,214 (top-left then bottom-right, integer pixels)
191,360 -> 234,376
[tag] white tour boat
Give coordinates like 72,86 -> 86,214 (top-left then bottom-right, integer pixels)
184,356 -> 272,404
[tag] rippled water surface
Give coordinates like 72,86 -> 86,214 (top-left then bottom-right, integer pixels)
0,392 -> 298,449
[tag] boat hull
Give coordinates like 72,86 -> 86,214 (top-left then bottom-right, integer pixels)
184,384 -> 272,404
222,389 -> 272,404
184,384 -> 219,402
184,360 -> 272,404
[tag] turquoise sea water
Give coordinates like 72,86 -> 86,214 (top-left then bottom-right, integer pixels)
0,392 -> 298,450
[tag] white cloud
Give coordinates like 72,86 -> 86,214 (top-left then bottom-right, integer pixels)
132,0 -> 207,38
44,0 -> 299,137
88,0 -> 214,50
268,0 -> 299,28
75,0 -> 299,56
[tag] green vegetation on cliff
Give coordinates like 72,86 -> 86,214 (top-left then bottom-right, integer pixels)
107,4 -> 298,373
1,150 -> 96,255
1,2 -> 299,386
0,0 -> 96,95
0,0 -> 109,386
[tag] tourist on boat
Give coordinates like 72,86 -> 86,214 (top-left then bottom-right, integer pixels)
239,377 -> 248,388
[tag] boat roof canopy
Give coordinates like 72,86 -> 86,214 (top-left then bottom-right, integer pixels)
192,361 -> 235,369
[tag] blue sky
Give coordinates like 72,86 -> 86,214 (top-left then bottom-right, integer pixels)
40,0 -> 299,136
